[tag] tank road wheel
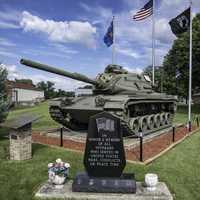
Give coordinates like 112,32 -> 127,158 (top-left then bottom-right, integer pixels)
129,118 -> 139,134
160,113 -> 166,125
147,115 -> 154,130
154,114 -> 161,128
165,113 -> 171,125
139,116 -> 148,133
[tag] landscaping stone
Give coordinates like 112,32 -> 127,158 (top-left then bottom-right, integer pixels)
35,180 -> 173,200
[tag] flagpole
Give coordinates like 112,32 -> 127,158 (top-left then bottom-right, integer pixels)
152,0 -> 155,86
188,0 -> 193,131
112,16 -> 115,65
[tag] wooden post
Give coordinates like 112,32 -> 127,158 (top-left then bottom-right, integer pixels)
196,116 -> 199,127
139,134 -> 143,162
172,126 -> 175,142
188,121 -> 192,132
60,127 -> 63,147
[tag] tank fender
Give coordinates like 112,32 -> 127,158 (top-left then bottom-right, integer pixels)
103,101 -> 126,110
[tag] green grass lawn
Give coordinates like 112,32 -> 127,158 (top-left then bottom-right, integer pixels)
0,102 -> 200,200
174,104 -> 200,125
8,101 -> 59,130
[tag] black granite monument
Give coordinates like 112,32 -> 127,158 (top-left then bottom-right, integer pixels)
72,112 -> 136,193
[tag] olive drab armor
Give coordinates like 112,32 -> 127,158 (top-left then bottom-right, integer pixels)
20,59 -> 177,136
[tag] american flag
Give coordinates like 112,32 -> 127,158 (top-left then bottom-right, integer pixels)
133,0 -> 153,21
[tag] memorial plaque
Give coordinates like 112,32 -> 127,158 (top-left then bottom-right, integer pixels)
72,172 -> 136,193
84,112 -> 126,177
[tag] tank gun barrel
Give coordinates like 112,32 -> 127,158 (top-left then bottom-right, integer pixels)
20,59 -> 97,85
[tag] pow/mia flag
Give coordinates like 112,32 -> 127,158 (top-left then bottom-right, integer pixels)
169,7 -> 190,36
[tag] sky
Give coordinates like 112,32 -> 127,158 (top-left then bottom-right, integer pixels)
0,0 -> 200,91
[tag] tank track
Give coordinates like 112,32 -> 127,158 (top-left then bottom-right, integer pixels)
122,112 -> 173,137
49,102 -> 175,137
104,100 -> 175,136
49,106 -> 87,130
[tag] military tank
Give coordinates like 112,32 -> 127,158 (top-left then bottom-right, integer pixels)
20,58 -> 177,136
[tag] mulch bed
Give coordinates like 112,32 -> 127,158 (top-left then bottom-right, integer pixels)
32,124 -> 199,163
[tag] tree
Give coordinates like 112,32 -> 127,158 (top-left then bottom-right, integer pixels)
162,13 -> 200,98
56,89 -> 75,97
143,65 -> 164,92
37,81 -> 57,99
15,79 -> 34,85
37,81 -> 75,99
78,85 -> 93,89
0,65 -> 9,123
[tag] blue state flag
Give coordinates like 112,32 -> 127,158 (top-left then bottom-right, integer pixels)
103,20 -> 113,47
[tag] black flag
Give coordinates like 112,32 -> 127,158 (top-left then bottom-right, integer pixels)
169,7 -> 190,36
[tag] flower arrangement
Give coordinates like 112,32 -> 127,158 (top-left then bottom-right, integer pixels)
48,158 -> 70,185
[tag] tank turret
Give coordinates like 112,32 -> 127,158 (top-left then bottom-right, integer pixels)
20,59 -> 153,95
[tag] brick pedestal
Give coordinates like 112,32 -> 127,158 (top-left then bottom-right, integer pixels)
10,124 -> 32,160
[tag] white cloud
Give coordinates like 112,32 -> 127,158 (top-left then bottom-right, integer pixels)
162,0 -> 182,7
22,49 -> 72,59
0,47 -> 18,58
155,18 -> 175,44
79,2 -> 92,12
79,2 -> 113,27
0,21 -> 19,29
144,47 -> 169,66
0,63 -> 19,79
0,10 -> 21,22
27,74 -> 85,91
0,9 -> 21,29
0,38 -> 16,47
21,43 -> 78,59
124,66 -> 143,74
116,46 -> 141,58
20,11 -> 97,48
50,43 -> 78,54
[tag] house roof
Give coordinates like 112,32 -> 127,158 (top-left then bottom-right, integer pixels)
6,80 -> 44,92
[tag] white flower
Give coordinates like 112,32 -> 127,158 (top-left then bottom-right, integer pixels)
48,163 -> 54,168
64,163 -> 70,168
56,158 -> 62,163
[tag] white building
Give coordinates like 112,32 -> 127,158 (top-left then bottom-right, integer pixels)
75,88 -> 93,97
7,80 -> 44,106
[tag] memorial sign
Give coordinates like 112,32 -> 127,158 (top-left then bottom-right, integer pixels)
84,112 -> 126,177
72,112 -> 136,193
